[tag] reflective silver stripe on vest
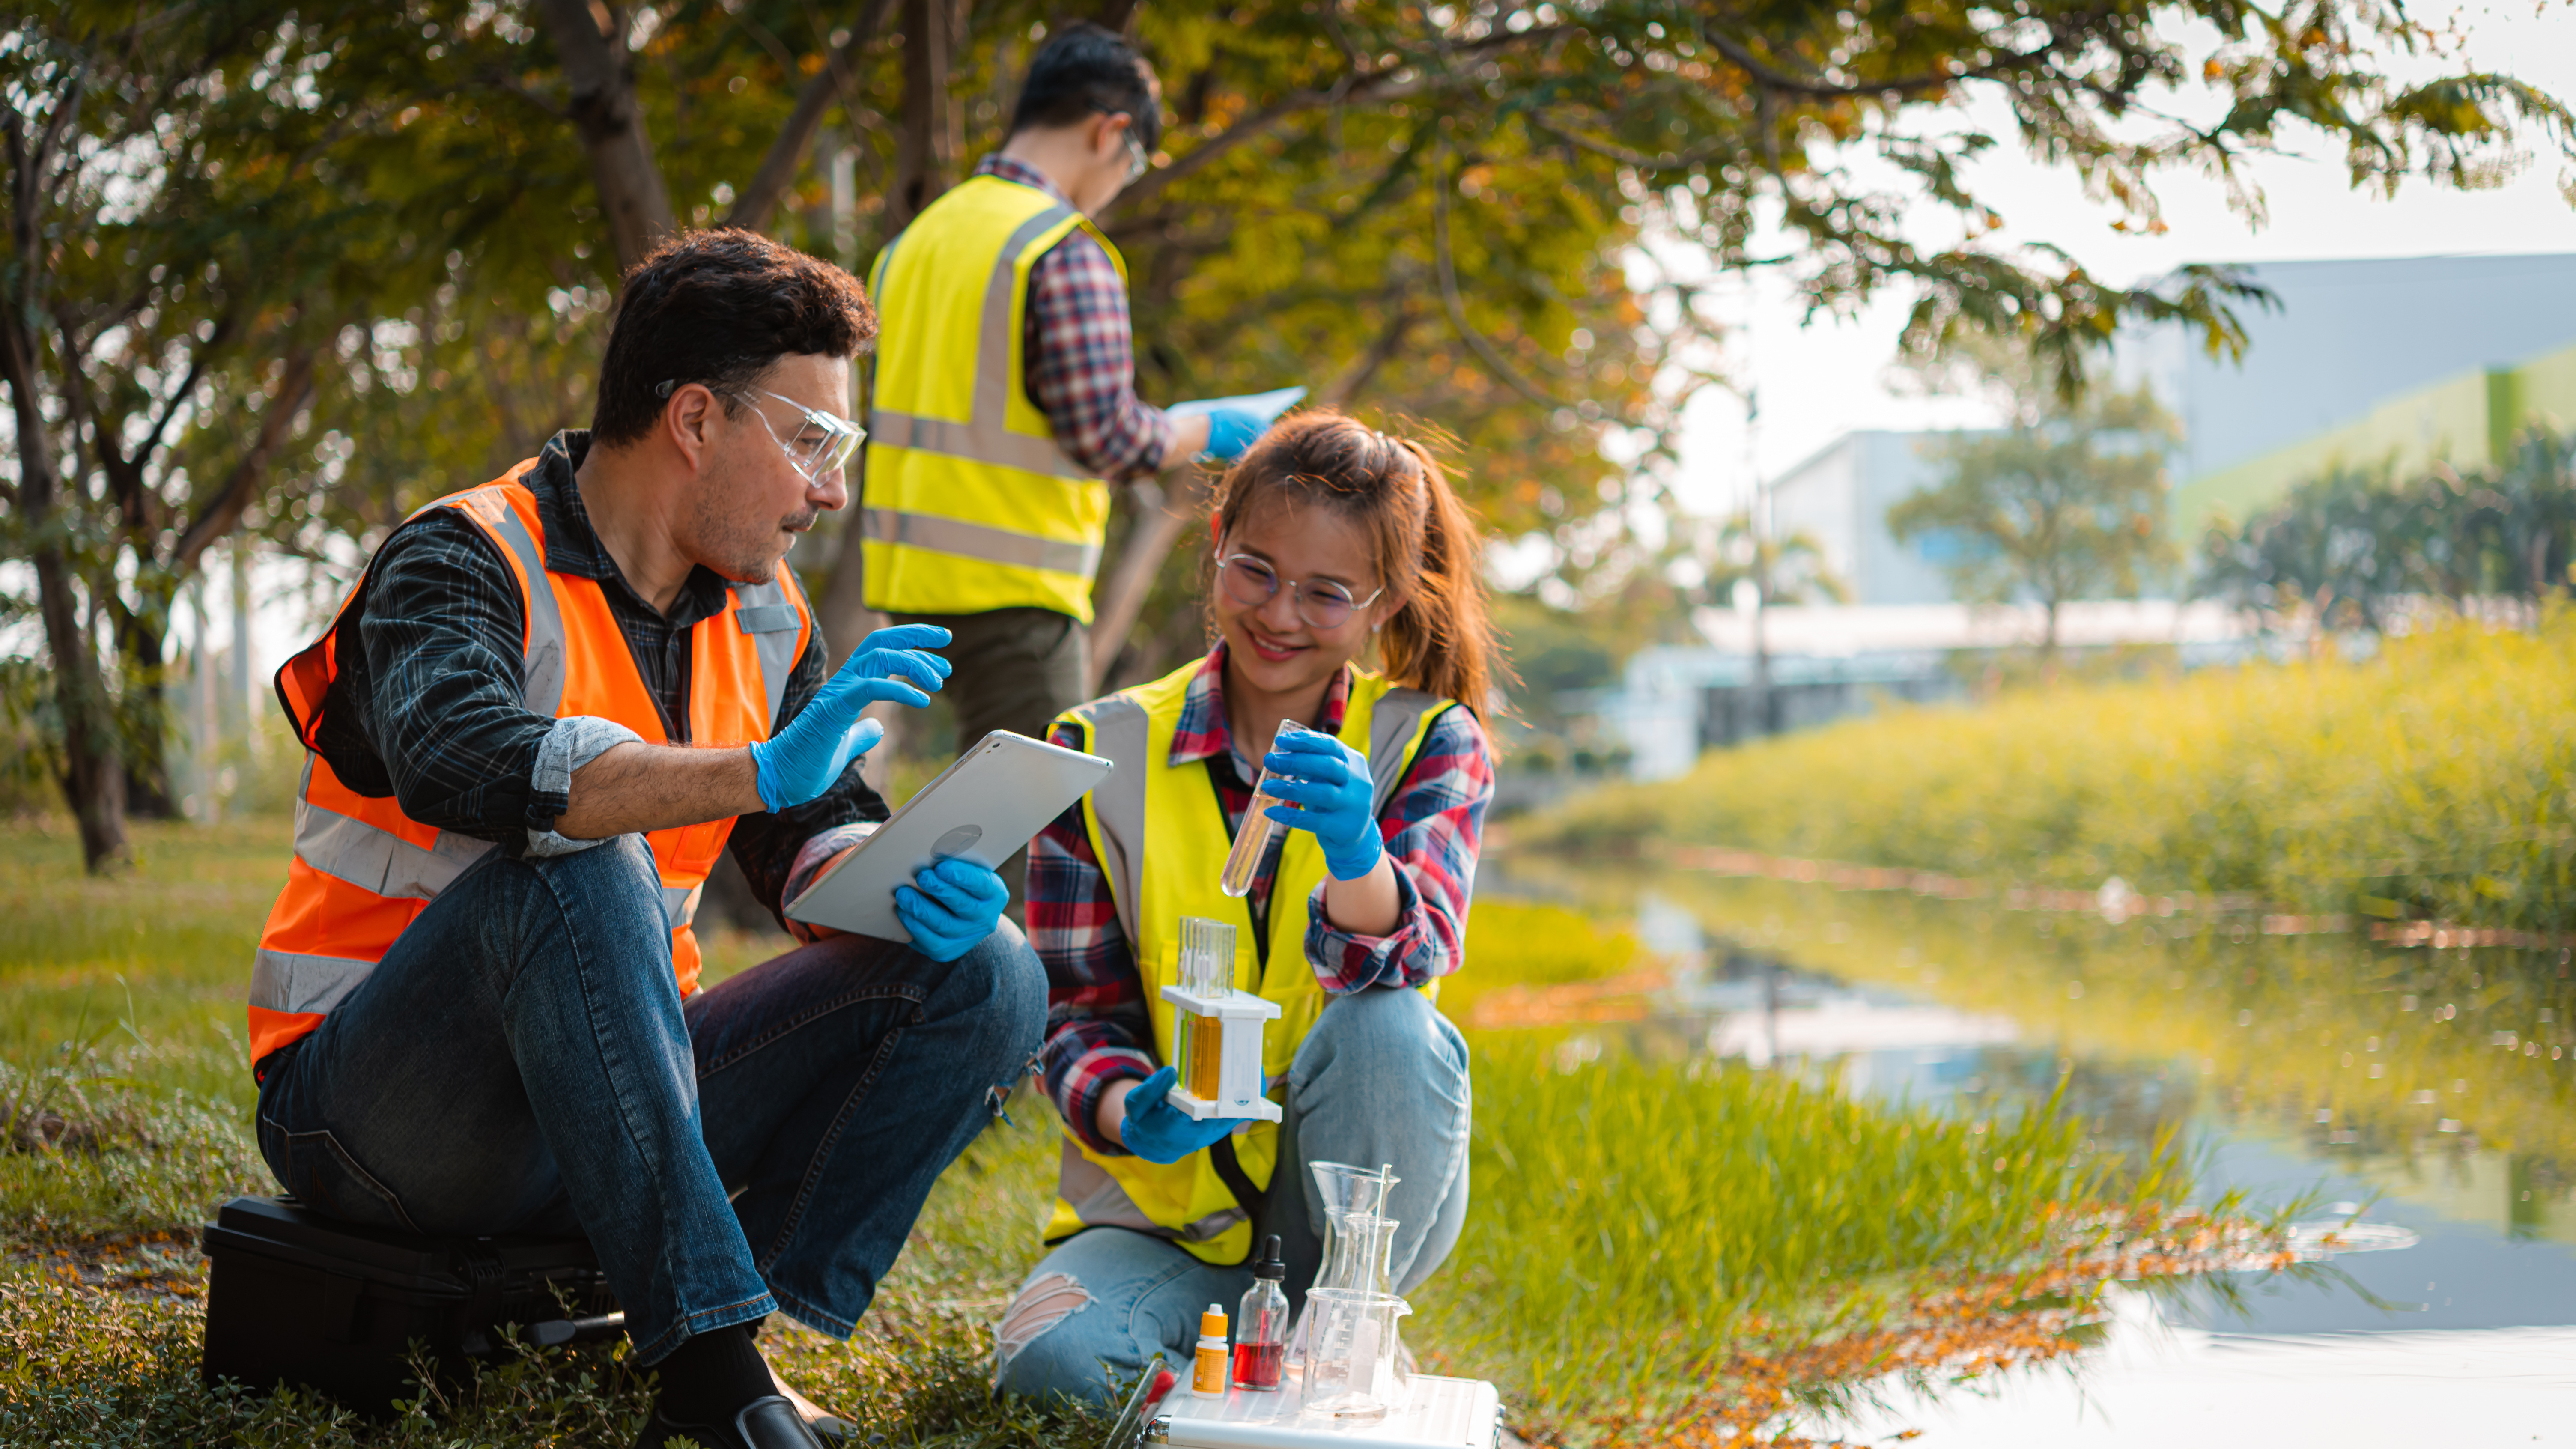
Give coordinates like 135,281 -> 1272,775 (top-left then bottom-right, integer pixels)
727,577 -> 801,726
1055,1141 -> 1247,1245
859,506 -> 1103,580
291,757 -> 498,899
868,407 -> 1092,481
483,500 -> 568,717
664,883 -> 703,931
250,948 -> 377,1016
1070,695 -> 1152,947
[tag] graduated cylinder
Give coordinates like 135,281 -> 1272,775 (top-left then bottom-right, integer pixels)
1160,917 -> 1283,1122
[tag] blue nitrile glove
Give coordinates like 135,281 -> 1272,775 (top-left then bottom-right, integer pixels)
893,855 -> 1009,962
1116,1066 -> 1245,1164
1261,727 -> 1383,881
747,624 -> 952,811
1199,407 -> 1268,462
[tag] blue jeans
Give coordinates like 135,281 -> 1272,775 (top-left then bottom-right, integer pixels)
993,986 -> 1472,1403
253,834 -> 1045,1362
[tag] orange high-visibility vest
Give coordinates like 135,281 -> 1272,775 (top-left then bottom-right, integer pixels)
246,463 -> 811,1067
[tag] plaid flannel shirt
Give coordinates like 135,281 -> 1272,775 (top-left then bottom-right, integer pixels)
1028,645 -> 1494,1155
975,154 -> 1175,481
302,430 -> 888,926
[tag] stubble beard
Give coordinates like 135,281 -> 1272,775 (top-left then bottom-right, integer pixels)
692,449 -> 818,584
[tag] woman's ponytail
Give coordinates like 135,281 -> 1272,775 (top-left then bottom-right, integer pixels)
1208,410 -> 1508,718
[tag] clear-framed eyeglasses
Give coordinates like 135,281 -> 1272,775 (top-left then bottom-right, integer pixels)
1216,551 -> 1385,631
654,380 -> 865,481
1092,106 -> 1152,183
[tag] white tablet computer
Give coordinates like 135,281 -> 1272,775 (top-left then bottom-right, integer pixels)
781,730 -> 1112,943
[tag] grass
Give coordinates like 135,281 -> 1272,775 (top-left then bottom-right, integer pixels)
1530,616 -> 2576,932
0,814 -> 2244,1448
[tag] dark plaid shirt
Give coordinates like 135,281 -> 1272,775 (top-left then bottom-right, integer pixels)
305,430 -> 886,919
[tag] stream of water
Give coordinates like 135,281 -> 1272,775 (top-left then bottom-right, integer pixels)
1493,857 -> 2576,1446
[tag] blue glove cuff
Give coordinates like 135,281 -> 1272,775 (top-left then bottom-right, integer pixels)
746,739 -> 784,813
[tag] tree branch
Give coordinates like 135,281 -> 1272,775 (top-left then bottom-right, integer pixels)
169,346 -> 317,579
1430,147 -> 1566,411
538,0 -> 677,272
723,0 -> 899,234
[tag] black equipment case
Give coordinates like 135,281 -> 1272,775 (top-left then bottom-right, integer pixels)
200,1194 -> 623,1414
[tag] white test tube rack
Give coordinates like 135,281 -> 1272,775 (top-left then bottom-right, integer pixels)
1161,917 -> 1284,1123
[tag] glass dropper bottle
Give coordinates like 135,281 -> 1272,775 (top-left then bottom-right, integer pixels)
1231,1234 -> 1290,1391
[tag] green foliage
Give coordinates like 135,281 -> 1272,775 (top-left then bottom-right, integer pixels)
1416,1034 -> 2173,1432
1533,615 -> 2576,930
1886,385 -> 2181,648
2197,427 -> 2576,631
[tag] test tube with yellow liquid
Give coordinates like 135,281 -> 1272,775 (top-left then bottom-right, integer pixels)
1161,917 -> 1283,1123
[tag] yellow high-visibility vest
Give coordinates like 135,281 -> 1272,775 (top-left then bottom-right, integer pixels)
1044,658 -> 1453,1265
862,174 -> 1119,620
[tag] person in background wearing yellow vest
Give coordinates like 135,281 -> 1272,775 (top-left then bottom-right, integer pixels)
991,411 -> 1501,1401
861,22 -> 1275,772
247,232 -> 1042,1449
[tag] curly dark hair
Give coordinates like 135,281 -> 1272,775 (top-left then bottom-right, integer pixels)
590,228 -> 875,447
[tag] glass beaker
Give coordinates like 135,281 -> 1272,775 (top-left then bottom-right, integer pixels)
1308,1161 -> 1398,1292
1318,1211 -> 1396,1296
1219,720 -> 1318,897
1297,1288 -> 1412,1424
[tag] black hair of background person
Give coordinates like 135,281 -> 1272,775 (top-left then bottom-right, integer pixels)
591,228 -> 877,447
1006,21 -> 1161,155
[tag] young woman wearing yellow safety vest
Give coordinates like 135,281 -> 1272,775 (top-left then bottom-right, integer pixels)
994,410 -> 1503,1403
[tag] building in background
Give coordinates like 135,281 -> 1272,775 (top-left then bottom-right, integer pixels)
1768,430 -> 1991,606
1590,253 -> 2576,780
2121,253 -> 2576,536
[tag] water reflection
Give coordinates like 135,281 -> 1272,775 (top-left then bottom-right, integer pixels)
1491,857 -> 2576,1438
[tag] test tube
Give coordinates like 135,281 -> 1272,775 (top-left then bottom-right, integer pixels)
1219,720 -> 1314,898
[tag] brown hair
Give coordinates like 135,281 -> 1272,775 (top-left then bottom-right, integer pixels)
592,228 -> 876,447
1207,410 -> 1506,716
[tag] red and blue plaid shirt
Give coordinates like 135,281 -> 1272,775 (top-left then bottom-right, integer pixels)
977,154 -> 1175,482
1029,645 -> 1495,1155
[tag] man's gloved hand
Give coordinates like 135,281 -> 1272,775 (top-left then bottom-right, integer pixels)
1260,727 -> 1383,881
1199,407 -> 1269,462
1115,1066 -> 1243,1164
893,856 -> 1009,962
747,624 -> 951,811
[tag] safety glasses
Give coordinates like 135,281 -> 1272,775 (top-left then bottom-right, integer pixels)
1216,552 -> 1384,631
652,380 -> 866,482
739,388 -> 865,482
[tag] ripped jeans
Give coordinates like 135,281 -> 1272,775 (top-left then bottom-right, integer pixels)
252,835 -> 1046,1363
993,987 -> 1472,1404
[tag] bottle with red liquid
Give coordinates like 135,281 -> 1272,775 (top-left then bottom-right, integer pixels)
1231,1234 -> 1290,1391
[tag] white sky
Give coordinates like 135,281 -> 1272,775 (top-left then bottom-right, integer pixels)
1666,0 -> 2576,517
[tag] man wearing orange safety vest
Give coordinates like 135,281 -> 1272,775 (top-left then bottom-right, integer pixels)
247,231 -> 1040,1449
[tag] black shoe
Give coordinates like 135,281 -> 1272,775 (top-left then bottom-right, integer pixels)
634,1394 -> 827,1449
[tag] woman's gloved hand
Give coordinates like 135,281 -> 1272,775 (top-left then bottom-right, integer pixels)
893,855 -> 1009,962
1115,1066 -> 1243,1164
1260,727 -> 1383,881
748,624 -> 951,811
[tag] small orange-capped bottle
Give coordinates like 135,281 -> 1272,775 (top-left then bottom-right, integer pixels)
1191,1302 -> 1230,1395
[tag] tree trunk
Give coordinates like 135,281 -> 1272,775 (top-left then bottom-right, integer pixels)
2,342 -> 129,868
889,0 -> 962,233
119,614 -> 180,820
539,0 -> 676,273
1087,475 -> 1208,695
